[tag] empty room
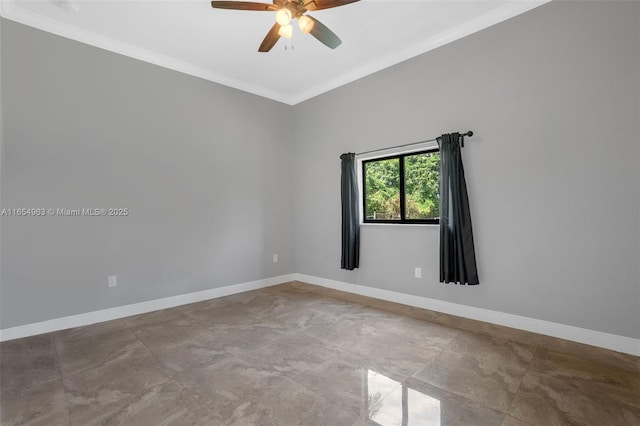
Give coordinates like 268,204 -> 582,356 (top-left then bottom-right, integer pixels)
1,0 -> 638,425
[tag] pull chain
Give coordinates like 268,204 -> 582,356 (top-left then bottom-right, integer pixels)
283,36 -> 294,51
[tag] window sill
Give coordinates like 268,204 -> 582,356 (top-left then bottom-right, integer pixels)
360,222 -> 439,228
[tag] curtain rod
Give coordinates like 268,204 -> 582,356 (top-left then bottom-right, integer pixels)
356,131 -> 473,157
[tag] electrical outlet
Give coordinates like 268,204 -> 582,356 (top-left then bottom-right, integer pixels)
414,267 -> 422,279
273,254 -> 278,263
108,275 -> 117,288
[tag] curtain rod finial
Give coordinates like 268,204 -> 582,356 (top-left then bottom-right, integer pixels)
466,131 -> 473,137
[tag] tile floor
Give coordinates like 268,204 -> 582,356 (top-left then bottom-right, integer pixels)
1,281 -> 638,425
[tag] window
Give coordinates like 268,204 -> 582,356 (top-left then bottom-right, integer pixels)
362,149 -> 440,224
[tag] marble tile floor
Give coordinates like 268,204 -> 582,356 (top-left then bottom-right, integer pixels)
1,281 -> 638,426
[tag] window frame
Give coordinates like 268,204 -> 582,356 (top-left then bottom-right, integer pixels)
361,148 -> 440,225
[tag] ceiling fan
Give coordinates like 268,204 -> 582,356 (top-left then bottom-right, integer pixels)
211,0 -> 359,52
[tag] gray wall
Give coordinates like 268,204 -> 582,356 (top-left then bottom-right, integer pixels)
292,1 -> 640,339
2,1 -> 639,338
1,19 -> 294,328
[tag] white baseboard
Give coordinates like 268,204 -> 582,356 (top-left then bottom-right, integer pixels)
294,273 -> 640,357
0,274 -> 296,342
3,272 -> 638,357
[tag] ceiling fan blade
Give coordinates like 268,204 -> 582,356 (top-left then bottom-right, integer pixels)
259,23 -> 281,52
307,16 -> 342,49
211,1 -> 277,11
304,0 -> 359,11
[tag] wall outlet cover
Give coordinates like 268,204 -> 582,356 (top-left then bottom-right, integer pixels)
108,275 -> 117,287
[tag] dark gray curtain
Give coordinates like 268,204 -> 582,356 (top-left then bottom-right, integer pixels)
340,153 -> 360,270
438,133 -> 479,285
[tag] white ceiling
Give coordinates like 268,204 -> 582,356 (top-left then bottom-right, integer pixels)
1,0 -> 549,104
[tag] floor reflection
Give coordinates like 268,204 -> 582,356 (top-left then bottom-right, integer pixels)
366,369 -> 441,426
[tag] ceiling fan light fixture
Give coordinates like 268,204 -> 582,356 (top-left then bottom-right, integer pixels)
275,8 -> 292,26
210,0 -> 358,52
278,24 -> 293,39
298,15 -> 314,34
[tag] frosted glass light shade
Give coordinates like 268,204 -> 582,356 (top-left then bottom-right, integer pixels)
298,15 -> 314,34
275,9 -> 292,26
278,24 -> 293,39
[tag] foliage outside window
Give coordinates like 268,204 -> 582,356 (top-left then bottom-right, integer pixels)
362,149 -> 440,224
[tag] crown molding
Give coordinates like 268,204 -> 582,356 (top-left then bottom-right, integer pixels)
0,0 -> 293,104
289,0 -> 551,104
1,0 -> 551,105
